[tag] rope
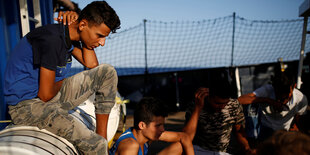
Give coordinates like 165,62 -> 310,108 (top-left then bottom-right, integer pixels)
0,120 -> 12,123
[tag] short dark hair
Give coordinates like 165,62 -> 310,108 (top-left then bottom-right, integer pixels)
206,69 -> 234,99
78,1 -> 120,33
209,80 -> 233,99
133,97 -> 168,130
272,72 -> 295,96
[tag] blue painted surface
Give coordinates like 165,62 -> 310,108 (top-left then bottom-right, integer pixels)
40,0 -> 54,26
0,0 -> 54,129
0,0 -> 9,129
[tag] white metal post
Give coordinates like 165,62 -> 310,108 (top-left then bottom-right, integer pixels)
297,17 -> 308,89
19,0 -> 30,37
235,67 -> 242,97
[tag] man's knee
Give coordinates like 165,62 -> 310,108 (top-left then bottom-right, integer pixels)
159,142 -> 183,155
93,64 -> 118,88
98,64 -> 117,78
78,134 -> 108,155
180,132 -> 192,145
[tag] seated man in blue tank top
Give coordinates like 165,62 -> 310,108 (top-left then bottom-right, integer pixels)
109,88 -> 208,155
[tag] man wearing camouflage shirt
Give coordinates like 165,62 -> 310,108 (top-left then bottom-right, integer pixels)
186,78 -> 254,155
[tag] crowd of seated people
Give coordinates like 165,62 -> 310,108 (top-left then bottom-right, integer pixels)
112,68 -> 310,155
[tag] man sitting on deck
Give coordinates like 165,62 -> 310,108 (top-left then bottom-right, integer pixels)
4,1 -> 120,154
109,88 -> 207,155
238,71 -> 308,141
186,77 -> 254,154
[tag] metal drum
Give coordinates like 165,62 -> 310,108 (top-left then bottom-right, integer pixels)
0,126 -> 78,155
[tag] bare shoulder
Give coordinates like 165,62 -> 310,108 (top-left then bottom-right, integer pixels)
119,137 -> 139,146
116,138 -> 139,155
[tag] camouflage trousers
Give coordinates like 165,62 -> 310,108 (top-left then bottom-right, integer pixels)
8,64 -> 118,155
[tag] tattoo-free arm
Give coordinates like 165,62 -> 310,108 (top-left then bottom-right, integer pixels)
96,114 -> 109,139
234,124 -> 256,154
182,87 -> 208,140
71,46 -> 99,69
158,88 -> 208,155
37,67 -> 63,102
158,131 -> 194,155
117,138 -> 140,155
238,93 -> 280,106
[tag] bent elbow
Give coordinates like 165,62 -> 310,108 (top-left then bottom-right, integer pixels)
38,96 -> 51,102
85,61 -> 99,69
37,93 -> 53,102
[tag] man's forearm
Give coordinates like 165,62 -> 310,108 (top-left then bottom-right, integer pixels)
82,47 -> 99,68
55,80 -> 63,93
96,113 -> 109,139
238,94 -> 274,105
234,124 -> 255,154
71,47 -> 98,69
182,105 -> 201,140
236,132 -> 251,151
38,67 -> 64,102
183,87 -> 207,140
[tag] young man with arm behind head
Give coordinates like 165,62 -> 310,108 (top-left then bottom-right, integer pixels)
187,75 -> 254,155
4,1 -> 120,154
